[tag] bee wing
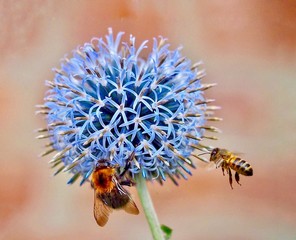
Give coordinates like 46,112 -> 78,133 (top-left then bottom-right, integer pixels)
220,148 -> 243,157
233,151 -> 244,156
94,192 -> 113,227
122,198 -> 139,215
116,183 -> 139,215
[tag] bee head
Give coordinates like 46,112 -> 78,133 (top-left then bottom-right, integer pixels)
95,159 -> 119,169
210,148 -> 220,162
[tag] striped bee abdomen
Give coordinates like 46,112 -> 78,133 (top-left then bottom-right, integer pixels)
230,158 -> 253,176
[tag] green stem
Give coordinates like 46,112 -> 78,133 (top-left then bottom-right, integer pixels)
136,174 -> 165,240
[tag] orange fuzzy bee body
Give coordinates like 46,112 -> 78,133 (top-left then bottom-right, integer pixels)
91,163 -> 139,227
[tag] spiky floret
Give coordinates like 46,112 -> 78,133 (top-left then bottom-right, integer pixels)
37,28 -> 219,185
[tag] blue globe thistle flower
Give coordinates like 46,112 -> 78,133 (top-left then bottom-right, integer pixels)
37,28 -> 220,186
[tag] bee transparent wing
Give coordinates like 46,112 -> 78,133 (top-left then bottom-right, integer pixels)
122,197 -> 140,215
94,192 -> 113,227
232,151 -> 244,158
220,149 -> 243,158
116,183 -> 139,215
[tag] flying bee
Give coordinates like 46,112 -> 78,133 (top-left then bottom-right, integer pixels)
91,154 -> 139,227
209,148 -> 253,189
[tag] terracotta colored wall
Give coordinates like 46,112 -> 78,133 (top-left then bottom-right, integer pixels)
1,1 -> 295,239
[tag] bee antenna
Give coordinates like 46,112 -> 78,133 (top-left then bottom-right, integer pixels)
198,152 -> 211,156
96,158 -> 113,167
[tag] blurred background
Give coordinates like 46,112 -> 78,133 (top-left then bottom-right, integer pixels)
0,1 -> 295,239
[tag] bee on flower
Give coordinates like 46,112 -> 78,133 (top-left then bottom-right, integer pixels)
37,28 -> 220,226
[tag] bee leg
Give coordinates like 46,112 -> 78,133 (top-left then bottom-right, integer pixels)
235,172 -> 241,186
119,179 -> 135,187
119,151 -> 136,177
119,162 -> 131,178
228,169 -> 233,189
216,159 -> 223,168
221,167 -> 225,176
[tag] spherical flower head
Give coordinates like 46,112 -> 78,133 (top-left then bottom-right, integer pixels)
37,28 -> 217,185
